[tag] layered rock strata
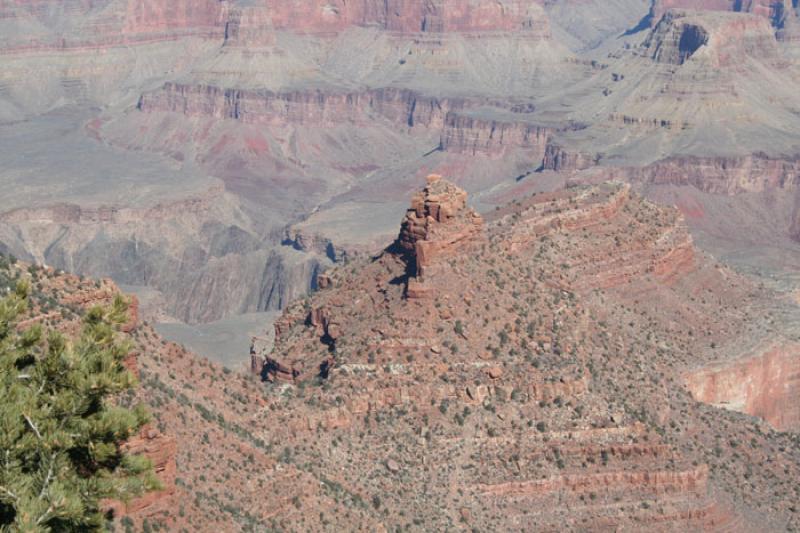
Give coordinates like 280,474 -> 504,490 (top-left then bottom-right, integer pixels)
252,176 -> 800,530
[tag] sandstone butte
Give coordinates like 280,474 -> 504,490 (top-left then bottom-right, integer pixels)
3,170 -> 800,531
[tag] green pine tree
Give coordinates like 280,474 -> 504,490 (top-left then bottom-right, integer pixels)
0,281 -> 159,532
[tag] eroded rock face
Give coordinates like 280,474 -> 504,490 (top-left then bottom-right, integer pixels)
137,84 -> 462,130
791,199 -> 800,242
121,0 -> 225,37
0,0 -> 554,50
541,142 -> 599,172
0,0 -> 226,48
397,174 -> 484,285
440,114 -> 551,157
620,153 -> 800,194
687,341 -> 800,431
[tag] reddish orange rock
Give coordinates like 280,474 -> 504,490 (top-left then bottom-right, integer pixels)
104,425 -> 177,518
397,175 -> 484,298
486,366 -> 503,379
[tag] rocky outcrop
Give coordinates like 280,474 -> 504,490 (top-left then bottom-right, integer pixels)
644,9 -> 781,67
686,341 -> 800,431
644,11 -> 780,68
503,184 -> 631,252
498,183 -> 698,291
478,464 -> 709,497
648,17 -> 710,63
397,174 -> 484,293
282,228 -> 345,262
249,176 -> 800,530
106,426 -> 178,516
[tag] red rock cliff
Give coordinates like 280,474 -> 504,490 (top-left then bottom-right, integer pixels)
686,341 -> 800,431
231,0 -> 551,35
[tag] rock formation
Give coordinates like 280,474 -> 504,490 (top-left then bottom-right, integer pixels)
105,426 -> 178,517
251,176 -> 800,530
439,114 -> 552,157
644,8 -> 781,66
136,84 -> 462,130
397,174 -> 484,295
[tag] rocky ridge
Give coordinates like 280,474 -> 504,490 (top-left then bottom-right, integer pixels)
252,177 -> 800,531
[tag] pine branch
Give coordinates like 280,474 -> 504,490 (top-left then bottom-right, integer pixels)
39,454 -> 55,498
0,486 -> 18,501
23,414 -> 42,440
35,504 -> 54,526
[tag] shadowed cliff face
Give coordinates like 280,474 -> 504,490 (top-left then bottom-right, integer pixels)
0,213 -> 328,324
677,22 -> 709,60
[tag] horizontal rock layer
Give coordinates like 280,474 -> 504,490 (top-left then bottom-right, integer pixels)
1,0 -> 554,52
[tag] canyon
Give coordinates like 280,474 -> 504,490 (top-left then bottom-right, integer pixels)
2,1 -> 799,337
1,2 -> 800,527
